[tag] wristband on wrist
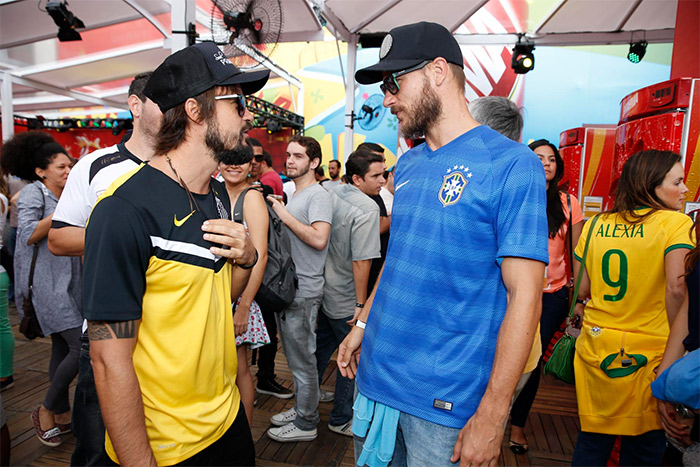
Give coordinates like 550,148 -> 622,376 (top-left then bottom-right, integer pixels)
575,298 -> 589,305
355,302 -> 365,308
237,249 -> 258,270
355,319 -> 366,329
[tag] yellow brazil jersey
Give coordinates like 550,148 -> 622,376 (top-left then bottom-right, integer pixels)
572,208 -> 694,435
84,164 -> 239,465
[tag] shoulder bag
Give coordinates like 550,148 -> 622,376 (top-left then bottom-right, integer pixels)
19,187 -> 45,340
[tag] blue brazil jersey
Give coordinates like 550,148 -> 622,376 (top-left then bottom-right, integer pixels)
357,126 -> 549,428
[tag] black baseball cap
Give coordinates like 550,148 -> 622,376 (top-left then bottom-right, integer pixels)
355,22 -> 463,85
145,42 -> 270,112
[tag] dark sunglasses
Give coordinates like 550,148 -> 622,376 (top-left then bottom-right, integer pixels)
254,155 -> 264,162
379,60 -> 431,95
214,93 -> 247,117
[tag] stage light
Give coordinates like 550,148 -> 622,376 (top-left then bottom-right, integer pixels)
511,42 -> 535,74
46,0 -> 85,42
627,40 -> 647,63
266,120 -> 283,134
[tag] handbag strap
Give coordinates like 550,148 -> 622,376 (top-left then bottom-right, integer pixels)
232,185 -> 263,224
28,187 -> 46,291
567,213 -> 600,318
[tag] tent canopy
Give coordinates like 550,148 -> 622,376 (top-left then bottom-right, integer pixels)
0,0 -> 677,118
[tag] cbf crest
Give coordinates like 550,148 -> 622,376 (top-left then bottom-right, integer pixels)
438,165 -> 472,207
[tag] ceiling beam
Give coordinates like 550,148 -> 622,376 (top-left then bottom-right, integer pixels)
318,4 -> 352,42
534,0 -> 570,34
123,0 -> 170,38
11,40 -> 165,77
453,28 -> 674,46
9,74 -> 126,109
615,0 -> 643,31
448,0 -> 490,33
350,0 -> 403,34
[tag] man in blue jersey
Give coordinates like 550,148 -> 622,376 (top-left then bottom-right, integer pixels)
337,22 -> 549,466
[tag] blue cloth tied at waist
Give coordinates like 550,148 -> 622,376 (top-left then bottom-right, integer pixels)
352,392 -> 400,467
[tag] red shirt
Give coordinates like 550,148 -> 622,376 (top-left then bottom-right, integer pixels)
259,170 -> 283,196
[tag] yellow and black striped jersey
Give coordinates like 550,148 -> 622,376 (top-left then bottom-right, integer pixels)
84,163 -> 239,465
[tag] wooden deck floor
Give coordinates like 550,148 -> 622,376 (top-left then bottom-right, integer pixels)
2,305 -> 580,466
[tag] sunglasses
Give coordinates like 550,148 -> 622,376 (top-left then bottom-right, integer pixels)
379,60 -> 432,95
254,155 -> 264,162
214,94 -> 247,117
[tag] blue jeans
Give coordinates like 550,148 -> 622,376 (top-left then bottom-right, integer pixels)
572,430 -> 666,466
315,310 -> 354,426
354,409 -> 461,467
71,335 -> 107,466
276,296 -> 321,431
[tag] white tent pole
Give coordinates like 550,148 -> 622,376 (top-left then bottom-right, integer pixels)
123,0 -> 170,38
342,35 -> 358,160
1,71 -> 14,141
171,0 -> 196,52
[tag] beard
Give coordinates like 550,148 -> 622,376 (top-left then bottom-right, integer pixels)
287,160 -> 310,180
205,118 -> 254,165
395,78 -> 442,140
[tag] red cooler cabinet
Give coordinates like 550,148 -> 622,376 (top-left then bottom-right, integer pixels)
613,78 -> 700,214
559,125 -> 616,219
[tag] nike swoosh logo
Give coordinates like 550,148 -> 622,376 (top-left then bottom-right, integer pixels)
396,180 -> 410,191
174,211 -> 195,227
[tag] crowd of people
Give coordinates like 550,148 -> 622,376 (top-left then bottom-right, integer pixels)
0,20 -> 697,467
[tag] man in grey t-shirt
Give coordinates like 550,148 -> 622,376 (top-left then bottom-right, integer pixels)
267,135 -> 332,443
317,149 -> 383,436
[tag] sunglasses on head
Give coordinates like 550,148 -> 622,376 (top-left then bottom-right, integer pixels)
214,94 -> 247,117
380,60 -> 432,95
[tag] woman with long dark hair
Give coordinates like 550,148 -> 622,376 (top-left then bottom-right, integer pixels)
571,150 -> 694,465
0,131 -> 81,447
218,144 -> 270,428
508,139 -> 584,453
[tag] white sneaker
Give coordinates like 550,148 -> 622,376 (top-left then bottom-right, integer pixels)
267,422 -> 317,442
319,389 -> 335,403
270,407 -> 297,426
328,420 -> 353,437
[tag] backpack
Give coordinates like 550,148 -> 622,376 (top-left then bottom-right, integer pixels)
233,186 -> 297,311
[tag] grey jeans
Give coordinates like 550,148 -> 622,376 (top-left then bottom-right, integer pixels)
276,296 -> 321,431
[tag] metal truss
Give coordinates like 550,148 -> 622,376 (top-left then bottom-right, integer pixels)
247,95 -> 304,132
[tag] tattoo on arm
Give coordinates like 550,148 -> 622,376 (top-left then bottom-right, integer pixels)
88,320 -> 137,341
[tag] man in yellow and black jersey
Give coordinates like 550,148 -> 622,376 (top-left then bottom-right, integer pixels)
82,42 -> 269,466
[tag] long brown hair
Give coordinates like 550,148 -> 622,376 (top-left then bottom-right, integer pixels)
153,85 -> 235,156
610,149 -> 681,224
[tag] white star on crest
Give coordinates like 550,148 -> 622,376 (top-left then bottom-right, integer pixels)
446,168 -> 451,173
467,173 -> 473,178
459,165 -> 465,170
453,165 -> 459,170
465,167 -> 469,172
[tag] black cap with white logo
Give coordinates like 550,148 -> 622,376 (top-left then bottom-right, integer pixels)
355,22 -> 463,85
145,42 -> 270,112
